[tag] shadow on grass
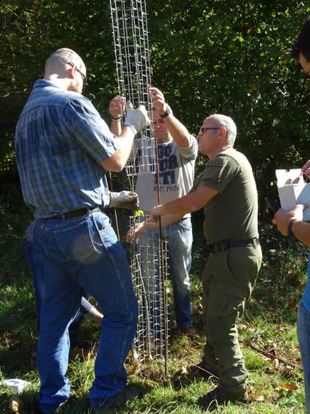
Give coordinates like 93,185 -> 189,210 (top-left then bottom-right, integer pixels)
0,381 -> 154,414
0,276 -> 37,377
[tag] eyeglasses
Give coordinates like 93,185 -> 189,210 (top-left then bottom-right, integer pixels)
199,127 -> 220,134
66,61 -> 87,84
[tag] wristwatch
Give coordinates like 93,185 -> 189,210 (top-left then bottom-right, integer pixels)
287,218 -> 298,241
160,105 -> 172,118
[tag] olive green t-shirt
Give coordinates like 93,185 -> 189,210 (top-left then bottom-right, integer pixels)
195,148 -> 259,245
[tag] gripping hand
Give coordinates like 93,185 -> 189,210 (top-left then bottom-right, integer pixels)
109,191 -> 140,210
123,104 -> 150,134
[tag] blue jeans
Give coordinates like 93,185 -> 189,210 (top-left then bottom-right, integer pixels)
68,305 -> 86,347
24,211 -> 138,413
297,301 -> 310,413
139,217 -> 193,329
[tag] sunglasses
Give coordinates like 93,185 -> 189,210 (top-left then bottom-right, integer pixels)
66,61 -> 87,84
199,127 -> 220,134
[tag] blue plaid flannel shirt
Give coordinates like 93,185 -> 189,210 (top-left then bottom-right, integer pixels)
15,80 -> 119,218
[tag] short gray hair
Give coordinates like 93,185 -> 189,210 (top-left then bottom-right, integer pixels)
207,114 -> 237,146
45,48 -> 85,76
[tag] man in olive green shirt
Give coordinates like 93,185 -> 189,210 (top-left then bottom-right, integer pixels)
131,113 -> 262,409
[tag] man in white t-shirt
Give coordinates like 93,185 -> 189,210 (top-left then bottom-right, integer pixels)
136,87 -> 198,336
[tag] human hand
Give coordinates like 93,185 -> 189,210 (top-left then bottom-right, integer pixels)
149,87 -> 168,114
126,221 -> 147,244
109,191 -> 139,210
109,95 -> 126,120
301,160 -> 310,179
151,203 -> 165,219
126,218 -> 158,244
123,103 -> 150,134
272,204 -> 304,235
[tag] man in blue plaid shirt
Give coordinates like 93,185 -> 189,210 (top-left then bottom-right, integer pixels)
15,48 -> 149,414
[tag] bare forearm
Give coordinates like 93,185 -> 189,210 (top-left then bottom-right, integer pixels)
152,186 -> 217,221
165,114 -> 192,147
101,127 -> 134,171
109,95 -> 125,136
113,127 -> 135,164
146,212 -> 185,229
291,221 -> 310,247
159,213 -> 185,226
149,86 -> 191,147
155,194 -> 197,218
110,118 -> 122,136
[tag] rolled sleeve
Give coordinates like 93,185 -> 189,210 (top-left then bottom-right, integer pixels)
200,155 -> 240,193
66,97 -> 120,164
177,135 -> 198,159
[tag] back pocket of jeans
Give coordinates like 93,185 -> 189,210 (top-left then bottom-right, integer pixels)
53,218 -> 104,264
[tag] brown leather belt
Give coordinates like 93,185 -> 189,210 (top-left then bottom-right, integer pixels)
46,207 -> 102,220
207,237 -> 260,254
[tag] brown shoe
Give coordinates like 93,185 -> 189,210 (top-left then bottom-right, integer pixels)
176,326 -> 199,338
187,362 -> 219,380
198,386 -> 249,411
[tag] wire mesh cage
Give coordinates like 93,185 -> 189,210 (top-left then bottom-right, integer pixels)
110,0 -> 170,370
125,132 -> 156,179
110,0 -> 156,178
129,215 -> 169,361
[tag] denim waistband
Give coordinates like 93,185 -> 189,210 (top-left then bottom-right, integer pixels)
45,206 -> 102,220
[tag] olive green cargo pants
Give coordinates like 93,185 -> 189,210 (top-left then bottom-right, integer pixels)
202,245 -> 262,398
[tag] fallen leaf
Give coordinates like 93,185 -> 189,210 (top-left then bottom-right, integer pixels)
254,394 -> 265,402
180,366 -> 188,375
277,383 -> 299,391
250,389 -> 265,402
273,358 -> 279,368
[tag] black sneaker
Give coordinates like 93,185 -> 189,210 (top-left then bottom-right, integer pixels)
91,386 -> 141,412
198,386 -> 249,411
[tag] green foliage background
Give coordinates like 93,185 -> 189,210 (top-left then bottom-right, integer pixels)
0,0 -> 310,213
0,3 -> 310,412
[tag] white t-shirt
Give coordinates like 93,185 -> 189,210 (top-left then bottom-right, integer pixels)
135,135 -> 198,215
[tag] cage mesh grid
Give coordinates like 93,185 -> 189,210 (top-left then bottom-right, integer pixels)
129,215 -> 169,361
110,0 -> 169,367
110,0 -> 156,178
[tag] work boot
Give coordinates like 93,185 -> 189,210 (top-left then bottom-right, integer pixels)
175,326 -> 199,338
198,386 -> 249,411
173,360 -> 219,391
90,386 -> 142,413
187,360 -> 219,380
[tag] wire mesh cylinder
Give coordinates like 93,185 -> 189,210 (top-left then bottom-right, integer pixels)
110,0 -> 169,367
129,215 -> 169,361
110,0 -> 156,177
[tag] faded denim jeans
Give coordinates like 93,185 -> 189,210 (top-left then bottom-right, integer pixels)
297,301 -> 310,413
138,217 -> 193,330
25,211 -> 137,413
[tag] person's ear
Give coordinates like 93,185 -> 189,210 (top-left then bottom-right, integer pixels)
66,65 -> 75,79
219,125 -> 226,137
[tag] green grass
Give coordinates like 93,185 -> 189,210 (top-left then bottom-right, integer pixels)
0,188 -> 308,413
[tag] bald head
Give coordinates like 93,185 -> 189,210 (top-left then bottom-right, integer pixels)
44,48 -> 86,93
44,48 -> 86,79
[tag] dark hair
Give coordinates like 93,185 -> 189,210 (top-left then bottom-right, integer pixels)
292,17 -> 310,62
